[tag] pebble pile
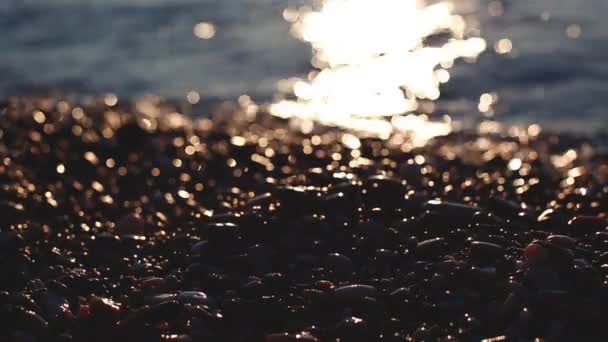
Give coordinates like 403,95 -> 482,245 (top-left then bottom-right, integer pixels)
0,96 -> 607,341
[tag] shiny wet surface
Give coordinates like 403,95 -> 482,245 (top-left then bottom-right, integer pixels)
0,96 -> 606,340
1,0 -> 607,131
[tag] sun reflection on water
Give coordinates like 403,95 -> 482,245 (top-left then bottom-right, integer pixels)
270,0 -> 486,145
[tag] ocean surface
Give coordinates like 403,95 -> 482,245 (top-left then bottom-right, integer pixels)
1,0 -> 607,131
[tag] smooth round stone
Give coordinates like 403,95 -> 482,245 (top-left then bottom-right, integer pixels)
247,244 -> 275,273
389,287 -> 409,298
595,232 -> 608,242
524,242 -> 548,264
245,192 -> 273,210
416,238 -> 447,258
334,284 -> 377,301
264,333 -> 319,342
540,241 -> 575,266
119,301 -> 180,329
325,253 -> 354,279
322,192 -> 357,215
568,216 -> 607,233
145,293 -> 177,305
115,213 -> 145,236
40,290 -> 71,320
364,175 -> 402,190
546,235 -> 576,249
487,196 -> 524,218
88,296 -> 121,323
11,305 -> 49,336
328,181 -> 359,197
262,272 -> 288,292
141,277 -> 165,290
241,279 -> 265,298
119,234 -> 147,252
161,334 -> 193,342
472,212 -> 506,226
207,212 -> 240,224
394,218 -> 419,234
206,222 -> 240,243
436,259 -> 460,273
470,241 -> 505,259
526,230 -> 550,240
362,175 -> 404,206
422,200 -> 480,218
302,288 -> 328,302
406,236 -> 419,249
373,248 -> 397,263
537,209 -> 561,222
537,208 -> 572,231
335,316 -> 371,341
177,291 -> 209,304
92,232 -> 120,249
354,221 -> 398,247
315,280 -> 335,291
190,239 -> 209,253
273,186 -> 317,210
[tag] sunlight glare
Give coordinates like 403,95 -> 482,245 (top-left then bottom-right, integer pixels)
270,0 -> 486,145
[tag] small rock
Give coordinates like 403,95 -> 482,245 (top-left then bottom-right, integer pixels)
325,253 -> 354,280
334,284 -> 377,302
141,277 -> 165,291
145,293 -> 177,305
115,213 -> 145,236
546,235 -> 576,249
416,238 -> 447,258
362,175 -> 404,207
568,216 -> 607,234
88,296 -> 121,323
422,200 -> 480,218
161,334 -> 193,342
264,332 -> 319,342
190,240 -> 209,256
177,291 -> 209,304
523,242 -> 548,264
470,241 -> 505,259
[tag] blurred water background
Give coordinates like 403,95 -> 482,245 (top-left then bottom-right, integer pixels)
1,0 -> 607,131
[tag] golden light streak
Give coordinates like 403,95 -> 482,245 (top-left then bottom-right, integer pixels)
270,0 -> 486,145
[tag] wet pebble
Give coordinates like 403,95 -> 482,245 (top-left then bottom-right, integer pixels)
177,291 -> 209,304
416,238 -> 447,258
470,241 -> 505,260
568,216 -> 607,234
115,213 -> 145,236
334,284 -> 377,302
264,332 -> 320,342
546,235 -> 576,249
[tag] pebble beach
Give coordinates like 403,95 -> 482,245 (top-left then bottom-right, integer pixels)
0,96 -> 607,341
2,0 -> 608,340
